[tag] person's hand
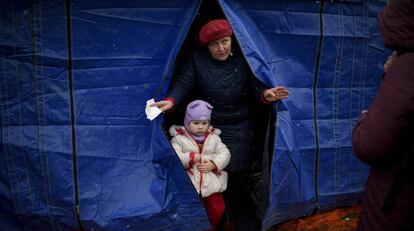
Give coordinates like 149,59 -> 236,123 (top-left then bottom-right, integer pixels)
263,86 -> 290,103
384,51 -> 397,74
150,100 -> 173,112
197,160 -> 216,173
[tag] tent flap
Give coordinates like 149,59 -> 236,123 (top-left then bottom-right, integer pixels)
1,0 -> 211,230
219,0 -> 388,229
1,0 -> 389,230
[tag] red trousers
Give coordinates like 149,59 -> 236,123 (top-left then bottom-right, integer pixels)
202,193 -> 225,230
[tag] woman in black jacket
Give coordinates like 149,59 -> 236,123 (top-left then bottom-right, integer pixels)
153,19 -> 288,172
152,19 -> 289,229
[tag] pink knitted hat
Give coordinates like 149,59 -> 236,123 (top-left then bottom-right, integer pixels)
184,100 -> 213,131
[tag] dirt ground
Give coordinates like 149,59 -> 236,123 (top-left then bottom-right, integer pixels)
270,205 -> 361,231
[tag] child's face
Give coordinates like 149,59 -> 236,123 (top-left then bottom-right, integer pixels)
188,120 -> 209,136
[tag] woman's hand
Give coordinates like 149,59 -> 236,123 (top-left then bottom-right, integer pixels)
197,160 -> 216,173
150,100 -> 173,112
263,86 -> 290,103
384,51 -> 397,74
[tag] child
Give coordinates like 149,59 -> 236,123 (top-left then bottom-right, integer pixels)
169,100 -> 230,230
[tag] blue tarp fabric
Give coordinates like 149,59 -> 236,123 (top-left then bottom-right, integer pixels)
1,0 -> 388,230
219,0 -> 388,229
1,1 -> 210,230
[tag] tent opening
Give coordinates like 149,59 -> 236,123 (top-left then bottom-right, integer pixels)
162,0 -> 276,228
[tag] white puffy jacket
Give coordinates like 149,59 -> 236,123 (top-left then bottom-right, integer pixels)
169,125 -> 231,197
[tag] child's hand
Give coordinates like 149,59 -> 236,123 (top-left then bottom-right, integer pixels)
197,160 -> 216,173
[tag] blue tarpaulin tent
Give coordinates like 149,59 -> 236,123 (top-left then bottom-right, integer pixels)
1,0 -> 389,230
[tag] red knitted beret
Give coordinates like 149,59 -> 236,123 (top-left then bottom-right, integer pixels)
198,19 -> 233,46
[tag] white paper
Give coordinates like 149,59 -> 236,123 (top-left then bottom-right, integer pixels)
145,98 -> 162,121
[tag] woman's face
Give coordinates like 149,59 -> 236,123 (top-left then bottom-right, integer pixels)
207,36 -> 232,61
189,120 -> 209,136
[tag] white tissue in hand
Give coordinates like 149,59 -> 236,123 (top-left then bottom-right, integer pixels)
145,98 -> 162,121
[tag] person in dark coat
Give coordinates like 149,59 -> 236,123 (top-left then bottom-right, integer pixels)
352,0 -> 414,230
152,19 -> 289,230
153,19 -> 289,172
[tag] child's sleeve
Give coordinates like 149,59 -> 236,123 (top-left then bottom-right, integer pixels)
211,137 -> 231,171
171,137 -> 196,169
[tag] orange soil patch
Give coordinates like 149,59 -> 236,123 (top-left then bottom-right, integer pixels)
270,205 -> 361,231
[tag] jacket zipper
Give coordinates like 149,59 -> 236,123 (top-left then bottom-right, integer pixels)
188,131 -> 210,196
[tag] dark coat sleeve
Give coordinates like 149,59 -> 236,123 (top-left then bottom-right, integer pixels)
352,53 -> 414,166
166,55 -> 196,105
248,73 -> 268,102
